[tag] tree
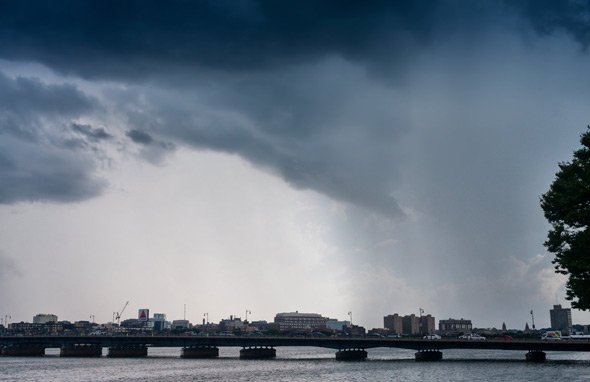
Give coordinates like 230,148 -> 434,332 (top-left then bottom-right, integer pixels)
541,126 -> 590,310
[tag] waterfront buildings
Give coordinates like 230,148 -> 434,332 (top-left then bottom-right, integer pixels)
274,312 -> 328,331
550,305 -> 572,334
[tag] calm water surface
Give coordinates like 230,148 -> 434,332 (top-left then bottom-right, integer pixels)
1,347 -> 590,381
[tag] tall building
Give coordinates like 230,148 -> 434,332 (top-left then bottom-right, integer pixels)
384,314 -> 402,334
402,314 -> 420,335
420,314 -> 435,335
439,318 -> 472,334
274,312 -> 327,331
385,313 -> 436,335
550,305 -> 572,334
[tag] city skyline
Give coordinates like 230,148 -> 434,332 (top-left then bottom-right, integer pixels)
1,1 -> 590,330
1,304 -> 582,332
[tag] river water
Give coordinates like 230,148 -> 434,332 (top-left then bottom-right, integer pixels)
1,347 -> 590,381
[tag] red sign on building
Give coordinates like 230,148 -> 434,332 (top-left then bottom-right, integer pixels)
138,309 -> 149,321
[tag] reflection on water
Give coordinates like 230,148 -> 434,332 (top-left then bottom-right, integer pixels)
1,347 -> 590,382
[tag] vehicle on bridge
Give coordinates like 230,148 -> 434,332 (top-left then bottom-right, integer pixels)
459,333 -> 486,340
541,331 -> 562,340
423,334 -> 441,340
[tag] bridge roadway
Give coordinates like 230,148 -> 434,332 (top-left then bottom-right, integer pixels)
2,335 -> 590,352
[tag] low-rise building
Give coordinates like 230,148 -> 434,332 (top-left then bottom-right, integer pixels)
250,320 -> 269,331
344,324 -> 366,336
33,314 -> 58,324
149,313 -> 170,331
326,319 -> 349,332
219,316 -> 244,331
171,320 -> 190,330
274,312 -> 328,331
439,318 -> 472,334
8,321 -> 64,335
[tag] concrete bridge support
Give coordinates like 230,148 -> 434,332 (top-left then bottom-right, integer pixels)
181,346 -> 219,358
60,344 -> 102,357
525,350 -> 546,363
239,346 -> 276,359
335,349 -> 368,361
107,345 -> 148,358
1,345 -> 45,356
415,350 -> 443,361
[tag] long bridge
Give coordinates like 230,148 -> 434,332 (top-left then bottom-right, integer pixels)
1,335 -> 589,362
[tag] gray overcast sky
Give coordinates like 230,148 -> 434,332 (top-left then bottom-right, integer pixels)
1,0 -> 590,330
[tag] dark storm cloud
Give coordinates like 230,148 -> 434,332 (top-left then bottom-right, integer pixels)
0,72 -> 94,114
126,129 -> 154,145
0,72 -> 106,204
0,0 -> 588,214
0,0 -> 587,80
507,0 -> 590,47
126,129 -> 175,164
114,58 -> 408,215
0,0 -> 441,79
0,72 -> 95,140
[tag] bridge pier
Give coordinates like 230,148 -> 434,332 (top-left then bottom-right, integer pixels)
181,346 -> 219,358
525,350 -> 546,363
1,345 -> 45,357
335,348 -> 368,361
60,344 -> 102,357
415,350 -> 443,362
239,346 -> 276,359
107,345 -> 148,358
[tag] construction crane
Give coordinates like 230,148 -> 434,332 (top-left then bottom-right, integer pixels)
113,301 -> 129,325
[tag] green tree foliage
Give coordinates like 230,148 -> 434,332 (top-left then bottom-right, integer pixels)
541,126 -> 590,310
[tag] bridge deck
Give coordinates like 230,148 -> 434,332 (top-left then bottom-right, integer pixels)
1,335 -> 589,352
